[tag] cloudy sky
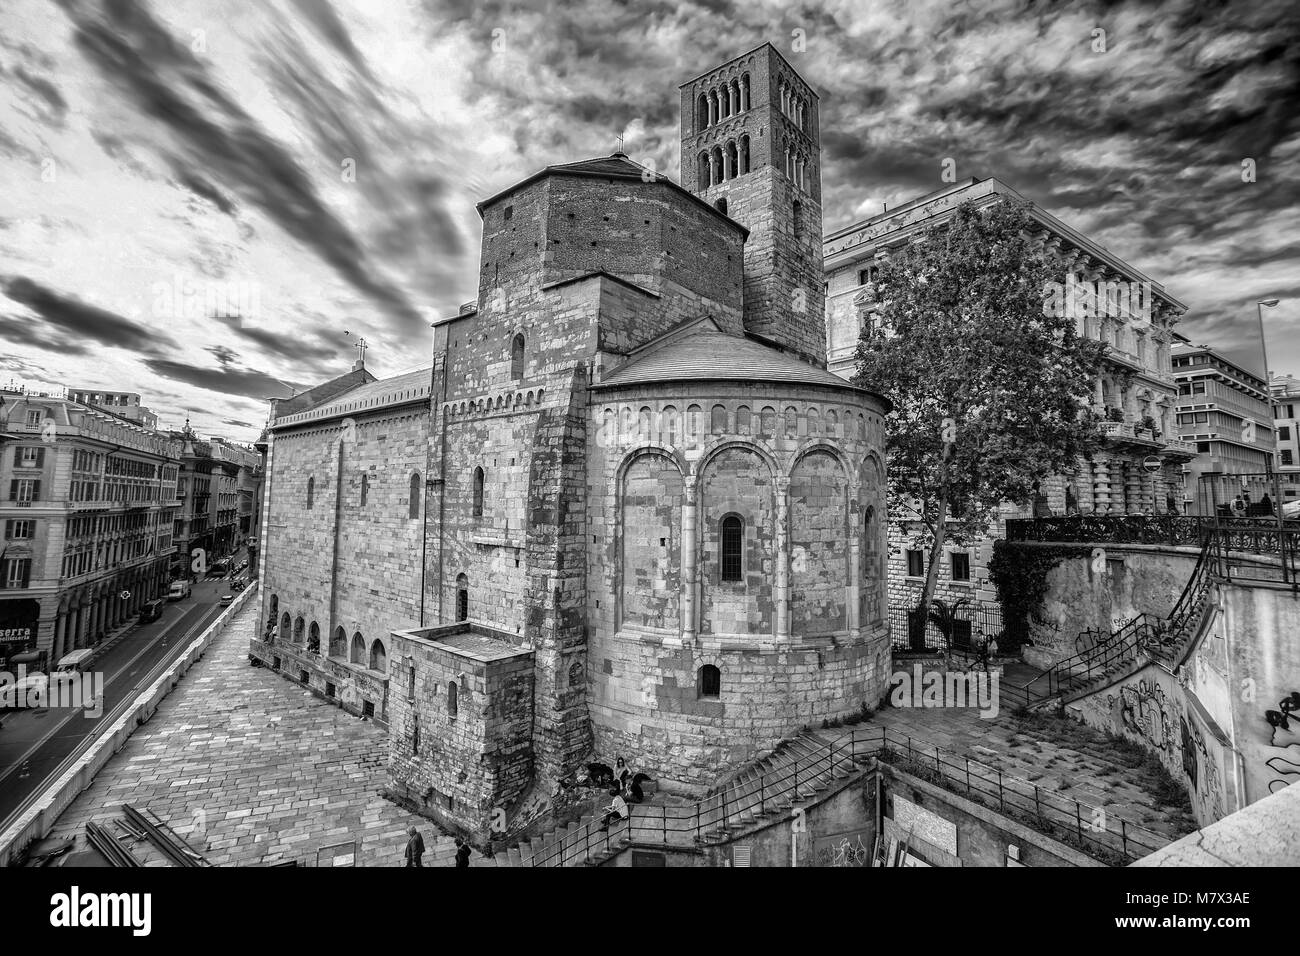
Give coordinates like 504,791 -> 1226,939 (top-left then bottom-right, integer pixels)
1,0 -> 1298,442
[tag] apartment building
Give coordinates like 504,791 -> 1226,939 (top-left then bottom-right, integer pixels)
1172,342 -> 1277,514
0,387 -> 180,666
824,177 -> 1194,614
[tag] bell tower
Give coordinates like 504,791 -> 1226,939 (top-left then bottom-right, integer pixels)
679,42 -> 826,366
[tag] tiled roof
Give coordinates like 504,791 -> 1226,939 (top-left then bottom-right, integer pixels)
547,153 -> 647,178
594,330 -> 865,392
272,367 -> 432,429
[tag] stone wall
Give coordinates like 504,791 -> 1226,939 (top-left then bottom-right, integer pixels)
1020,544 -> 1199,670
385,624 -> 534,838
585,381 -> 891,789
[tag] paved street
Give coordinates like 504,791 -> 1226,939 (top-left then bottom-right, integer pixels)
0,575 -> 239,829
43,597 -> 468,867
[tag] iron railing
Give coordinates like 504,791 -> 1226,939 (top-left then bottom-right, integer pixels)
1210,524 -> 1299,591
524,726 -> 1168,867
1005,515 -> 1208,547
1036,538 -> 1217,699
888,603 -> 1016,654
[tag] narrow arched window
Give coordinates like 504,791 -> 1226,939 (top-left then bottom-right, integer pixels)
409,472 -> 421,519
448,680 -> 458,718
308,621 -> 320,653
740,135 -> 750,174
331,626 -> 346,657
351,632 -> 365,664
511,333 -> 525,380
456,572 -> 469,622
293,616 -> 304,645
306,476 -> 314,509
721,515 -> 743,582
360,473 -> 369,507
714,197 -> 728,216
472,467 -> 484,517
370,639 -> 387,673
699,664 -> 721,699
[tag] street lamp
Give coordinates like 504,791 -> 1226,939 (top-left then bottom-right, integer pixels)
1257,299 -> 1285,544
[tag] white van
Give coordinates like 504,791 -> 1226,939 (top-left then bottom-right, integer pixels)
56,648 -> 95,674
168,580 -> 191,601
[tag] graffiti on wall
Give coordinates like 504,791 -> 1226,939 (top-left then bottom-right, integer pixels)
1180,713 -> 1225,821
1109,678 -> 1177,757
1263,691 -> 1300,795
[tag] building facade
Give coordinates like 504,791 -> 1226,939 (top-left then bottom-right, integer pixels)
255,43 -> 892,837
0,388 -> 179,667
1171,342 -> 1277,514
823,177 -> 1196,615
1270,373 -> 1300,507
65,388 -> 159,429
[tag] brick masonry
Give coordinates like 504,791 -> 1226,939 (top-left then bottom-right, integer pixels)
255,45 -> 893,833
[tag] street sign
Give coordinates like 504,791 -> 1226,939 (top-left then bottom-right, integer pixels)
1142,456 -> 1162,474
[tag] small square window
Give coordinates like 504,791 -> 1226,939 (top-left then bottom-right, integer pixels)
503,205 -> 513,221
362,700 -> 375,718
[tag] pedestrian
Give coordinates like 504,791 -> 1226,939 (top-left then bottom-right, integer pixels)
613,756 -> 630,792
405,826 -> 424,867
454,837 -> 471,867
599,786 -> 628,831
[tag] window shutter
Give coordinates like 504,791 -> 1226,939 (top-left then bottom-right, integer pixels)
12,447 -> 20,466
31,480 -> 40,502
8,479 -> 15,501
2,520 -> 9,539
35,448 -> 44,468
20,560 -> 31,589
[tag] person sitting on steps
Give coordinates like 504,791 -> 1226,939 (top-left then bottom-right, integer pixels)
599,787 -> 628,832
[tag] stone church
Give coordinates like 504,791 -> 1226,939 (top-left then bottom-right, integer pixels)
254,43 -> 891,837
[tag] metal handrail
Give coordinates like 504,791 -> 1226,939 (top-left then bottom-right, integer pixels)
526,724 -> 1168,866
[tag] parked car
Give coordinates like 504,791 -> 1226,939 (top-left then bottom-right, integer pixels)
138,599 -> 165,624
167,581 -> 191,601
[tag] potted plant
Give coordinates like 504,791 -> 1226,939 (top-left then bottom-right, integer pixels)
1105,406 -> 1125,423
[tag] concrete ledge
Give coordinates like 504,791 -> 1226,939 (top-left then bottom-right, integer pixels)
0,585 -> 258,867
1130,782 -> 1300,866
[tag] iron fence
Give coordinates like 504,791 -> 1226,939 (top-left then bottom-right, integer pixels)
524,726 -> 1168,867
1005,515 -> 1208,547
1195,471 -> 1300,520
887,602 -> 1012,654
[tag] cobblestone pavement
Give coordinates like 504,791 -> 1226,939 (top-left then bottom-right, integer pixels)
45,597 -> 1194,866
46,600 -> 470,867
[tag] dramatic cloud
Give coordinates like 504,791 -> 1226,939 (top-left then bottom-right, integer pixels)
0,0 -> 1296,442
1,275 -> 176,355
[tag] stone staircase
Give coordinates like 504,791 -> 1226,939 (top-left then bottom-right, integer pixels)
695,730 -> 861,844
487,729 -> 865,866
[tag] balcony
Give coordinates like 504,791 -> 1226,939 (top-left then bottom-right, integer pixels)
1162,437 -> 1197,458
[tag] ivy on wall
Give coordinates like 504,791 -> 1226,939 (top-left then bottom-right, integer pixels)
987,541 -> 1092,651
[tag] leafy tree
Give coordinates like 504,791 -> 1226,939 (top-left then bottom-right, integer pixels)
853,198 -> 1106,639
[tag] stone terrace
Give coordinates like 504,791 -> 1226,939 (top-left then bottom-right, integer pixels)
44,600 -> 471,867
42,598 -> 1196,866
821,702 -> 1197,844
